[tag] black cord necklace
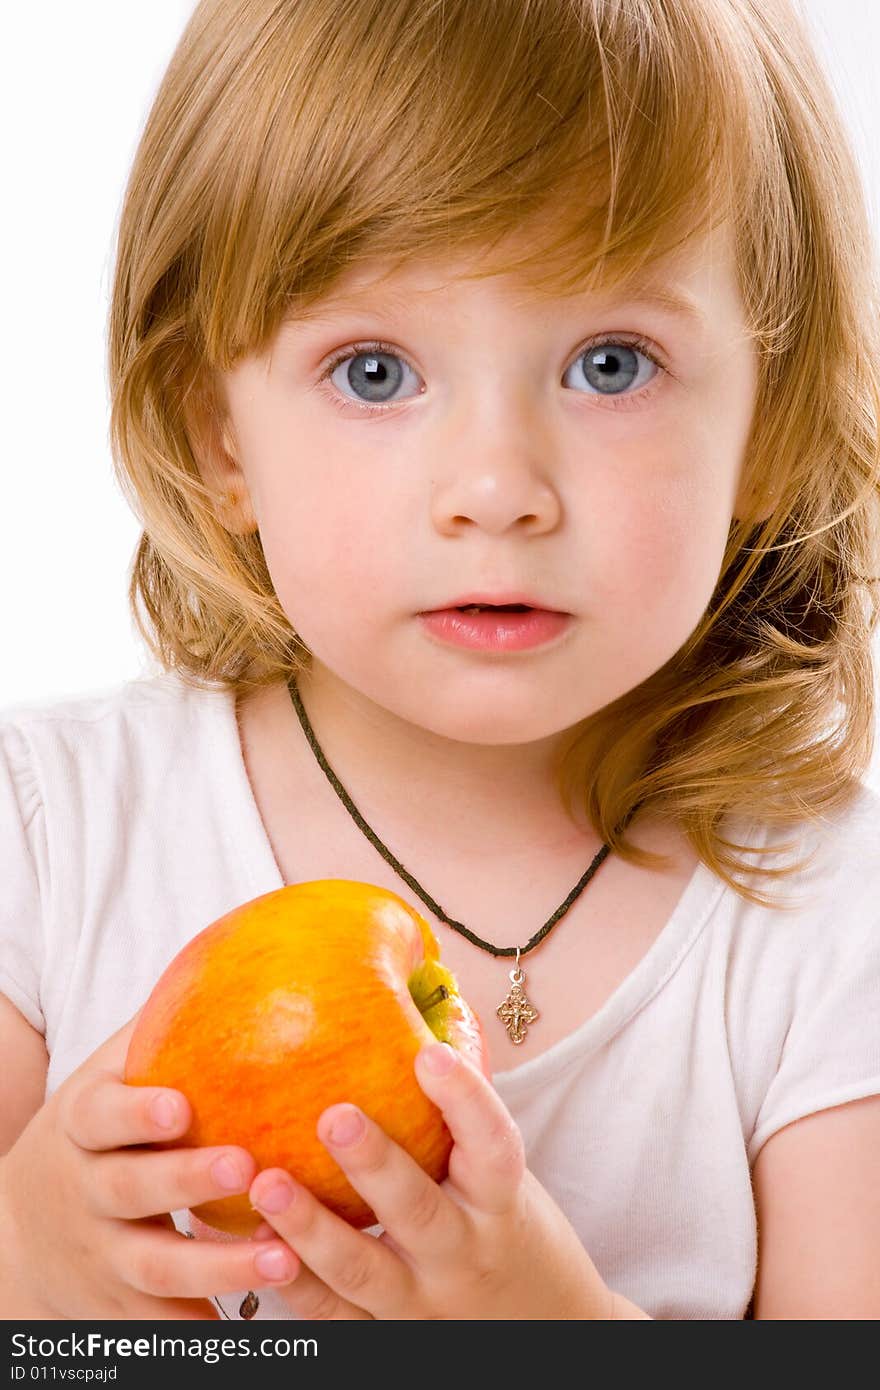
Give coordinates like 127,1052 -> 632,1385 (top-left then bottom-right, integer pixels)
287,675 -> 620,1045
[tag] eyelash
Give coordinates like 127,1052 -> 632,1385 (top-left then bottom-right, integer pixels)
318,334 -> 670,415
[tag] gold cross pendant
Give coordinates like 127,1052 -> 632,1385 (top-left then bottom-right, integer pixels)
496,947 -> 539,1044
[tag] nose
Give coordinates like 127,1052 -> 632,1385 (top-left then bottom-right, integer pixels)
428,396 -> 563,537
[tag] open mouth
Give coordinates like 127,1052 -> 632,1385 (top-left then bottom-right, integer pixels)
456,603 -> 533,614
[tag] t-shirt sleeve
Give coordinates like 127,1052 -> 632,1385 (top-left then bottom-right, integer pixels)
748,900 -> 880,1166
0,718 -> 46,1033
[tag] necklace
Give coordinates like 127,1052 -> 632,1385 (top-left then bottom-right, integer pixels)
287,676 -> 628,1045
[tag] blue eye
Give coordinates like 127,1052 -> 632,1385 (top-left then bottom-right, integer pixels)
320,334 -> 666,412
564,338 -> 662,399
326,342 -> 420,408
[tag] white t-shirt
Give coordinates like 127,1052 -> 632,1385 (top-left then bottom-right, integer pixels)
1,668 -> 879,1321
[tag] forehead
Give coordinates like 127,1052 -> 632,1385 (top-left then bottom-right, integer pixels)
289,221 -> 741,332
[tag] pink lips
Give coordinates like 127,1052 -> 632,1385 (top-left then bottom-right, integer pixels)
417,607 -> 572,651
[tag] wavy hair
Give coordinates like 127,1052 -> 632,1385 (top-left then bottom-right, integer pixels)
107,0 -> 880,906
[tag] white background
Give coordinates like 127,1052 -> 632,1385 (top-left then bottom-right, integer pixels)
2,2 -> 879,787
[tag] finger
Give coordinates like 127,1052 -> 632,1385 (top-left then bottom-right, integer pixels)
249,1166 -> 401,1317
63,1073 -> 193,1153
88,1143 -> 261,1221
60,1005 -> 193,1152
313,1103 -> 466,1262
105,1219 -> 300,1300
414,1044 -> 525,1214
265,1257 -> 373,1321
105,1292 -> 223,1321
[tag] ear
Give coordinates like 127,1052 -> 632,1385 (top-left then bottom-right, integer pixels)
182,376 -> 259,537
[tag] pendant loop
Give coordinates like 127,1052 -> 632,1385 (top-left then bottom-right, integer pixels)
510,944 -> 524,985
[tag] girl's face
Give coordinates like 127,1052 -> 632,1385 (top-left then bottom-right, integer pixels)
211,227 -> 758,748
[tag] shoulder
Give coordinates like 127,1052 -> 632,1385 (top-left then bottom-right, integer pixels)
0,671 -> 237,1037
0,668 -> 222,733
730,780 -> 880,937
712,785 -> 879,1157
0,668 -> 229,776
724,781 -> 880,1162
795,779 -> 880,874
707,781 -> 880,1005
735,778 -> 880,977
781,780 -> 880,953
0,669 -> 234,861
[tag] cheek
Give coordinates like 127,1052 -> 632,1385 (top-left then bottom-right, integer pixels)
586,462 -> 734,657
256,464 -> 392,635
583,334 -> 754,628
228,375 -> 393,618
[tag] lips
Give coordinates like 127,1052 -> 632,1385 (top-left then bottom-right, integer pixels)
417,606 -> 572,651
422,593 -> 566,614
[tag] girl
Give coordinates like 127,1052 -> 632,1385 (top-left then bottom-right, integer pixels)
1,0 -> 879,1321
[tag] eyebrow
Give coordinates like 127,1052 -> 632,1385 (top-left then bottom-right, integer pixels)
614,283 -> 708,329
285,279 -> 708,331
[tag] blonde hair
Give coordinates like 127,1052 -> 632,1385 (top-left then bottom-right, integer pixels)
107,0 -> 880,907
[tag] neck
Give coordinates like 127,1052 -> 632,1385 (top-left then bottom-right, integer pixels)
289,663 -> 596,858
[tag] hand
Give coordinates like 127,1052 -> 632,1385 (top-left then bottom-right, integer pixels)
247,1042 -> 614,1319
0,1010 -> 302,1320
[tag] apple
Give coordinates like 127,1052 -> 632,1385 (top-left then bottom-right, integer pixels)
124,879 -> 490,1236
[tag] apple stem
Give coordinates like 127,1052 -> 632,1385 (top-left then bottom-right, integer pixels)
420,984 -> 450,1013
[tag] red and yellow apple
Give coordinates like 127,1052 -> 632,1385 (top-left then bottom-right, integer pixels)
124,879 -> 490,1236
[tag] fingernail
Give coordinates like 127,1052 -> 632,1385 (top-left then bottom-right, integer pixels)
253,1179 -> 295,1214
151,1094 -> 179,1129
326,1105 -> 366,1147
422,1043 -> 457,1075
211,1155 -> 246,1191
255,1247 -> 295,1282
